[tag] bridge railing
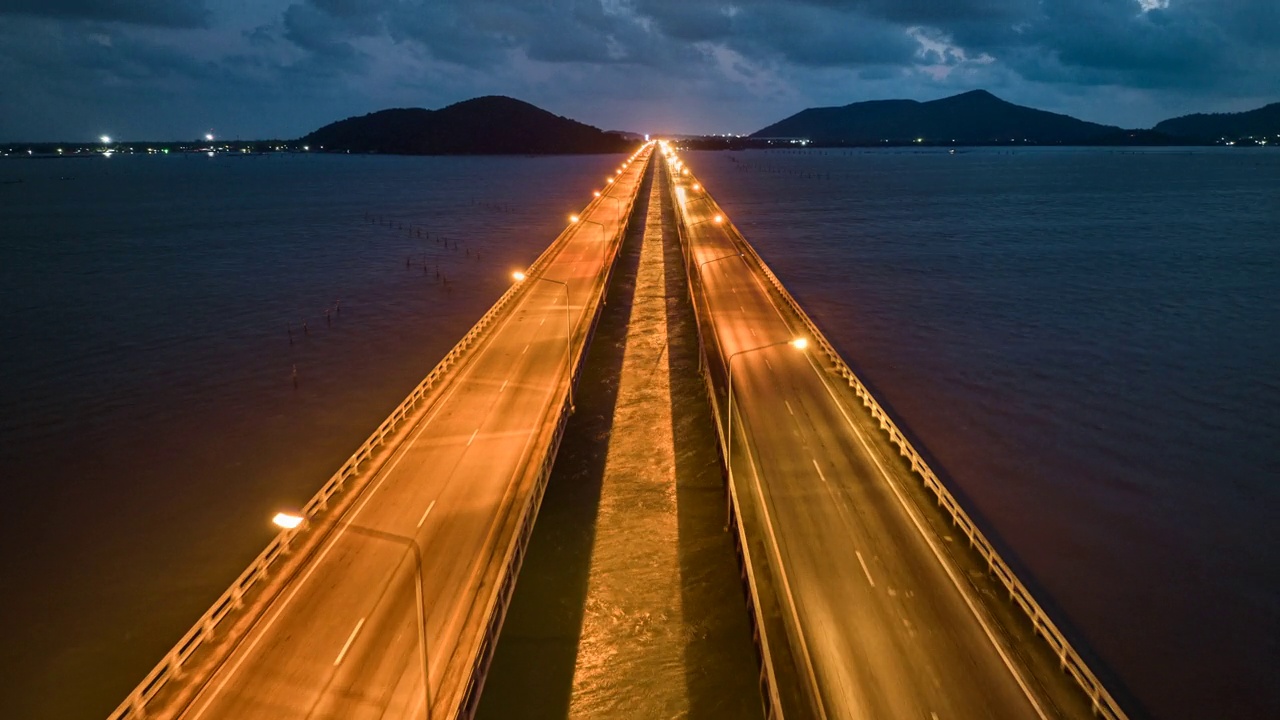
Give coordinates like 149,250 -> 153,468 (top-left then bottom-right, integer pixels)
673,162 -> 1128,720
663,161 -> 793,720
106,187 -> 605,720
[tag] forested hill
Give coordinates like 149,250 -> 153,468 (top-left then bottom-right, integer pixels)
301,96 -> 630,155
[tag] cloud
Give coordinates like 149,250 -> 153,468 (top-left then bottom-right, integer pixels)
0,0 -> 1277,140
0,0 -> 210,28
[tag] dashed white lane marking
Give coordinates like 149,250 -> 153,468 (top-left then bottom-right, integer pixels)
499,379 -> 508,392
785,400 -> 795,416
735,244 -> 1052,719
856,551 -> 877,588
467,429 -> 478,446
334,618 -> 366,666
416,500 -> 436,529
765,359 -> 772,370
750,328 -> 757,337
811,458 -> 828,483
522,344 -> 529,355
540,318 -> 545,326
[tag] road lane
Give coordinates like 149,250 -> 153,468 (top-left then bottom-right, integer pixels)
670,154 -> 1068,719
173,145 -> 654,720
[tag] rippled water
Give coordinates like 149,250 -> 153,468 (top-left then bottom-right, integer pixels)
4,149 -> 1276,720
687,147 -> 1280,720
0,152 -> 623,720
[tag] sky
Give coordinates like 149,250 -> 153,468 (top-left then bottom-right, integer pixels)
2,0 -> 1278,142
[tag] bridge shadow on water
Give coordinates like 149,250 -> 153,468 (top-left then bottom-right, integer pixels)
476,163 -> 763,719
656,168 -> 765,720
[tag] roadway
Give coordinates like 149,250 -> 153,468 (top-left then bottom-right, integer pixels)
169,145 -> 653,720
670,155 -> 1075,719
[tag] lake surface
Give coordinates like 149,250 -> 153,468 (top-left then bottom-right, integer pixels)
687,146 -> 1280,720
0,152 -> 626,719
1,147 -> 1276,719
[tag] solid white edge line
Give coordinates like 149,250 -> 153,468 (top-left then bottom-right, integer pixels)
334,618 -> 366,666
801,345 -> 1050,720
740,417 -> 831,720
713,198 -> 1051,720
183,240 -> 537,719
768,286 -> 1053,719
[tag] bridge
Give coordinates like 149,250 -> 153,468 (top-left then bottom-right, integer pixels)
109,142 -> 1127,719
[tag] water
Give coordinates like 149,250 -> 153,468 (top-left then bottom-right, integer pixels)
688,147 -> 1280,720
0,152 -> 626,720
3,148 -> 1276,719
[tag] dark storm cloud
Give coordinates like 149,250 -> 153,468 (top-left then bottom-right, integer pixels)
1,0 -> 1278,140
724,3 -> 918,67
1002,0 -> 1280,92
0,0 -> 210,28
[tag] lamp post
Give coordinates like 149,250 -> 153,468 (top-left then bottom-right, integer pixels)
725,338 -> 808,519
512,271 -> 575,412
272,512 -> 432,719
569,214 -> 609,274
684,213 -> 724,266
594,190 -> 625,223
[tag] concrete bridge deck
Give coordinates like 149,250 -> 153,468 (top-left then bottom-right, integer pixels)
110,141 -> 1130,720
663,144 -> 1126,719
109,144 -> 654,720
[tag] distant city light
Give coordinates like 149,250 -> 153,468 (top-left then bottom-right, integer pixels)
100,135 -> 111,144
205,133 -> 214,142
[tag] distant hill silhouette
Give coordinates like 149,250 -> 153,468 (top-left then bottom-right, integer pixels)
1154,102 -> 1280,141
301,96 -> 630,155
752,90 -> 1120,144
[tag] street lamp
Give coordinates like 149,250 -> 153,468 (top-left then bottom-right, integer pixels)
512,271 -> 575,412
272,511 -> 432,719
570,214 -> 609,273
684,214 -> 726,267
594,190 -> 625,222
698,251 -> 743,271
725,338 -> 808,515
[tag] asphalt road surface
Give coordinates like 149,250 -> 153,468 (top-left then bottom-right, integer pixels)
671,156 -> 1071,720
172,146 -> 653,720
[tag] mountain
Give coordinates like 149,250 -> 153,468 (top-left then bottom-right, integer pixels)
751,90 -> 1120,144
1154,102 -> 1280,141
300,96 -> 630,155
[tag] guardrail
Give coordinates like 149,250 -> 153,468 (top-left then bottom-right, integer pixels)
663,160 -> 790,720
670,156 -> 1128,720
107,172 -> 625,720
